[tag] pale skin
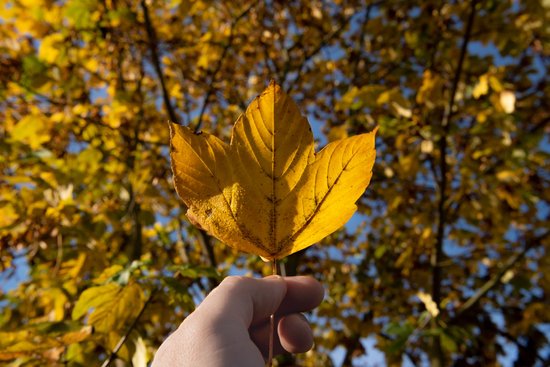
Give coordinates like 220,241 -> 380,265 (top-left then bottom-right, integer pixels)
152,275 -> 324,367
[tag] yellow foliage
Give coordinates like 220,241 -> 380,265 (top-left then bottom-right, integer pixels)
416,70 -> 444,107
495,187 -> 520,209
327,125 -> 349,142
476,110 -> 488,123
496,170 -> 519,183
488,75 -> 503,92
472,75 -> 489,99
0,325 -> 92,361
0,203 -> 19,228
102,100 -> 138,128
38,33 -> 65,63
10,114 -> 50,149
391,101 -> 413,118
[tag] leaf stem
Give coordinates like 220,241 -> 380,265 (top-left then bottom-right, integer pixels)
267,259 -> 278,367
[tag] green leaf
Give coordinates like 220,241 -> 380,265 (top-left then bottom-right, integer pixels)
166,264 -> 220,280
440,331 -> 458,353
374,245 -> 387,259
20,55 -> 48,89
64,0 -> 98,30
384,321 -> 414,354
72,283 -> 120,320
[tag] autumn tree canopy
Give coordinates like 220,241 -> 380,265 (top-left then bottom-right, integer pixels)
1,0 -> 549,366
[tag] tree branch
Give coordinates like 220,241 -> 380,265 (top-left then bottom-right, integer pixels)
140,0 -> 223,281
194,2 -> 258,132
432,0 -> 477,314
285,12 -> 353,93
141,0 -> 180,124
351,4 -> 373,84
496,328 -> 549,365
431,2 -> 477,366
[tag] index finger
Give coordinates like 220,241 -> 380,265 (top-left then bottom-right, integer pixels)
273,276 -> 324,317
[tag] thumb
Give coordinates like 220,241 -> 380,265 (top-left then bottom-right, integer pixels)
195,276 -> 287,327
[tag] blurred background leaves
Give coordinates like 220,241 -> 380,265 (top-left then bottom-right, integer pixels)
0,0 -> 549,366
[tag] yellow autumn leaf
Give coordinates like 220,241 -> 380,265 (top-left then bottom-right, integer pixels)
10,114 -> 49,149
170,81 -> 377,260
472,74 -> 489,99
489,75 -> 503,92
72,282 -> 144,332
38,33 -> 65,63
496,170 -> 518,183
416,70 -> 444,107
327,125 -> 349,142
0,325 -> 92,361
0,203 -> 19,228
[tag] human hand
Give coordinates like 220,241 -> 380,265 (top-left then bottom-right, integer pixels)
152,275 -> 324,367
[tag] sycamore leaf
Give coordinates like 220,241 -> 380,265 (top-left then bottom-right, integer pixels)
170,81 -> 377,260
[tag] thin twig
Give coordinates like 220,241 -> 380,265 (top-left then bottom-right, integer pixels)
285,12 -> 353,93
285,0 -> 385,92
15,81 -> 65,106
101,288 -> 158,367
141,0 -> 180,124
194,1 -> 258,132
452,230 -> 549,320
351,4 -> 373,84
